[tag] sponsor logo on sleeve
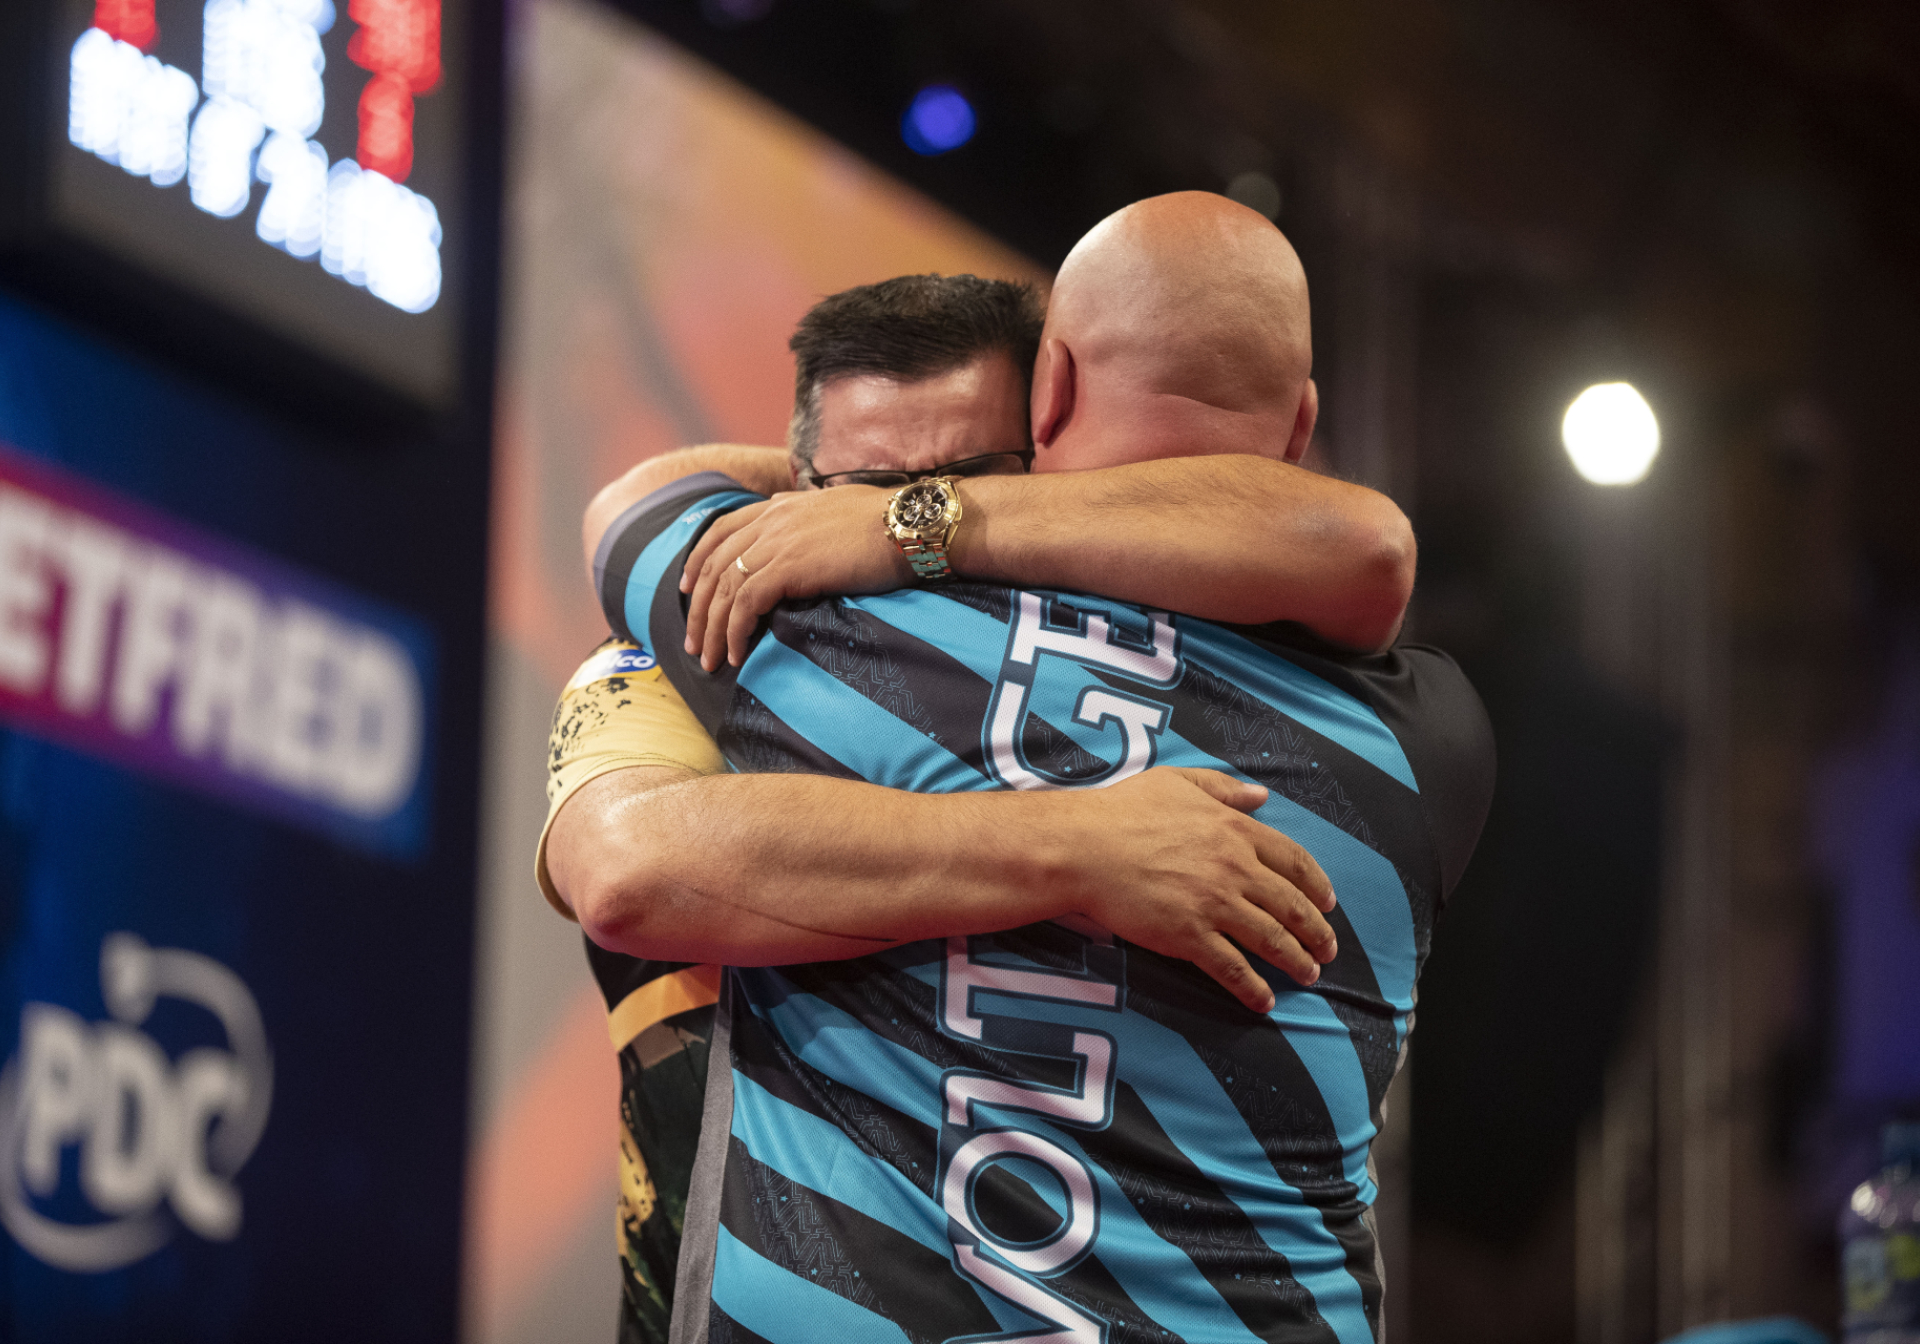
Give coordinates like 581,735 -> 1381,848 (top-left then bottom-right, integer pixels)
563,640 -> 657,692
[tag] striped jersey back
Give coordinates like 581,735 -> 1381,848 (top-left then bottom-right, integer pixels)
598,477 -> 1495,1344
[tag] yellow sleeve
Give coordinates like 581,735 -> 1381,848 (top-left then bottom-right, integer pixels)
535,639 -> 726,920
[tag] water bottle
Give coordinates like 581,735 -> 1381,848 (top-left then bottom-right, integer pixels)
1841,1122 -> 1920,1344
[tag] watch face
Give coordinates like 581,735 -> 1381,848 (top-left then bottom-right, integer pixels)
892,480 -> 952,532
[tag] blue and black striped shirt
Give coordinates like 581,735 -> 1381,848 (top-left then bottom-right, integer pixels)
597,473 -> 1495,1344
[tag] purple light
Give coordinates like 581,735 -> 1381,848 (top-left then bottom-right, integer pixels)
902,85 -> 975,156
700,0 -> 773,26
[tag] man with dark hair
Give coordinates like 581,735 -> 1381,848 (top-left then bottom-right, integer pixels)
783,274 -> 1044,482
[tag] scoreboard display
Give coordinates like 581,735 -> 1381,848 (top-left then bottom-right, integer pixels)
1,0 -> 473,417
0,0 -> 496,1333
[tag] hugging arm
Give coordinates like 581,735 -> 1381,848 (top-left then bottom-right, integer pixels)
953,455 -> 1413,645
582,444 -> 790,583
546,761 -> 1338,1013
561,458 -> 1381,1009
537,642 -> 1339,1011
679,454 -> 1414,669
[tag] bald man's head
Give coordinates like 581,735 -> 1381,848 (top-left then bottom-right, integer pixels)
1032,192 -> 1318,472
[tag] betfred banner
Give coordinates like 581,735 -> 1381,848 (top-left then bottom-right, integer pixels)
0,440 -> 433,857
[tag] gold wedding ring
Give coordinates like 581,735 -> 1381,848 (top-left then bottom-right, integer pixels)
734,555 -> 751,578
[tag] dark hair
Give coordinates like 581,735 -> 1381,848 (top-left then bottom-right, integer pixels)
787,274 -> 1045,468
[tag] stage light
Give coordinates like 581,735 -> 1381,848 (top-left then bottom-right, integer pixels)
902,85 -> 975,156
699,0 -> 772,25
1562,382 -> 1659,485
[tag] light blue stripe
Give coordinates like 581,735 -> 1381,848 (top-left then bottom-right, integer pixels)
912,961 -> 1378,1327
738,972 -> 945,1128
752,984 -> 1337,1344
736,636 -> 987,792
712,1222 -> 913,1344
624,489 -> 763,653
1243,779 -> 1418,1017
729,1071 -> 949,1255
729,1069 -> 1052,1338
1129,723 -> 1415,1018
932,964 -> 1378,1208
1274,997 -> 1380,1202
793,606 -> 1417,1020
1176,621 -> 1418,791
844,589 -> 1007,684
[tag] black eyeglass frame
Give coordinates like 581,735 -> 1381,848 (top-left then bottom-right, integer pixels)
798,448 -> 1034,490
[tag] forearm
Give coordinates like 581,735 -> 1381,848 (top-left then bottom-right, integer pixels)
950,456 -> 1414,650
550,767 -> 1085,963
582,443 -> 788,580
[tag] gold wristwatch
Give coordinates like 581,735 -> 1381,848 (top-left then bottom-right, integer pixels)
885,476 -> 963,581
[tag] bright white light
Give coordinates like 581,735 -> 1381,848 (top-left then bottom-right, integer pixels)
200,0 -> 245,99
255,132 -> 327,256
64,2 -> 443,315
118,61 -> 199,186
1562,382 -> 1660,485
69,29 -> 199,188
201,0 -> 326,139
280,0 -> 336,32
320,162 -> 442,313
188,96 -> 265,215
69,29 -> 139,158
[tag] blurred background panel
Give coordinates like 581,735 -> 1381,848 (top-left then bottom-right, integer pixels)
0,0 -> 503,1333
465,5 -> 1044,1340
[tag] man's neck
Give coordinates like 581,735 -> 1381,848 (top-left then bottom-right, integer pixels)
1049,390 -> 1292,471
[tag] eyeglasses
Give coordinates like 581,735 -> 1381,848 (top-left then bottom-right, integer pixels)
800,448 -> 1033,490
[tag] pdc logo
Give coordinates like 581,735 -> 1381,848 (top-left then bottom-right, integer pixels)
0,934 -> 272,1271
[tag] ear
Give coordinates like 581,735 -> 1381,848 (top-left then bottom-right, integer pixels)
1031,338 -> 1076,448
1283,378 -> 1319,463
789,457 -> 808,490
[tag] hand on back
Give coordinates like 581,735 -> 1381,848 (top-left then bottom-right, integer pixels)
676,493 -> 1343,1012
1053,766 -> 1338,1012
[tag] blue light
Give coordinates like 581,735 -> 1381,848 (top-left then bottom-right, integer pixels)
902,85 -> 975,156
